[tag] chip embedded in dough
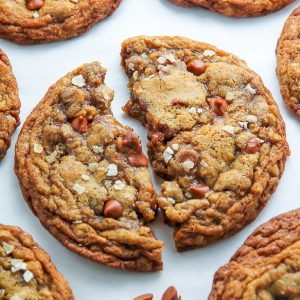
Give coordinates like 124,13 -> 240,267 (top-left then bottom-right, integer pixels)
15,62 -> 164,272
121,36 -> 289,251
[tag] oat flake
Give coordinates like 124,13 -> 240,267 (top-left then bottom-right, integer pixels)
2,242 -> 14,255
106,164 -> 118,176
33,143 -> 43,153
92,146 -> 104,153
182,160 -> 194,172
11,259 -> 27,272
245,83 -> 256,95
81,174 -> 90,181
23,270 -> 34,283
73,183 -> 85,195
246,115 -> 258,123
203,50 -> 215,56
113,180 -> 125,191
71,75 -> 86,88
171,143 -> 179,151
163,147 -> 174,163
222,125 -> 235,135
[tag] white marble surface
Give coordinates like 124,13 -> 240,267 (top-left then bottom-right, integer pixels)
0,0 -> 300,299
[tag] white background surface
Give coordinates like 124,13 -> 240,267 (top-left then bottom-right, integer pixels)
0,0 -> 300,299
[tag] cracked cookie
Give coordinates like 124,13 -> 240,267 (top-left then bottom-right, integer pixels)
0,49 -> 20,161
277,5 -> 300,116
0,0 -> 121,44
121,36 -> 289,251
15,62 -> 164,272
0,224 -> 73,300
209,209 -> 300,299
168,0 -> 295,17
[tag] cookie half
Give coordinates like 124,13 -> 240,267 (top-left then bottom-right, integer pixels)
15,62 -> 164,271
0,49 -> 20,161
209,209 -> 300,299
277,6 -> 300,116
0,0 -> 121,44
121,36 -> 289,251
0,224 -> 73,299
169,0 -> 295,17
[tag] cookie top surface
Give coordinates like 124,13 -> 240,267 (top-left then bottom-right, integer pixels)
209,209 -> 300,299
169,0 -> 295,17
0,224 -> 73,300
277,6 -> 300,116
14,62 -> 163,272
121,36 -> 289,251
0,49 -> 20,161
0,0 -> 121,44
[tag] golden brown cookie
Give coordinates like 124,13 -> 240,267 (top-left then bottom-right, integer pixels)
209,209 -> 300,299
15,62 -> 164,271
0,49 -> 20,161
169,0 -> 295,17
277,5 -> 300,116
0,0 -> 121,44
121,36 -> 289,251
0,224 -> 73,300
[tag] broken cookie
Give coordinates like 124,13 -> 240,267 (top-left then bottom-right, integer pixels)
15,62 -> 163,271
121,36 -> 289,251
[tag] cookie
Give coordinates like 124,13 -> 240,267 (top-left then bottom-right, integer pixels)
121,36 -> 289,251
0,0 -> 121,44
15,62 -> 164,271
0,223 -> 73,299
277,6 -> 300,116
0,49 -> 20,161
209,209 -> 300,299
169,0 -> 295,17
